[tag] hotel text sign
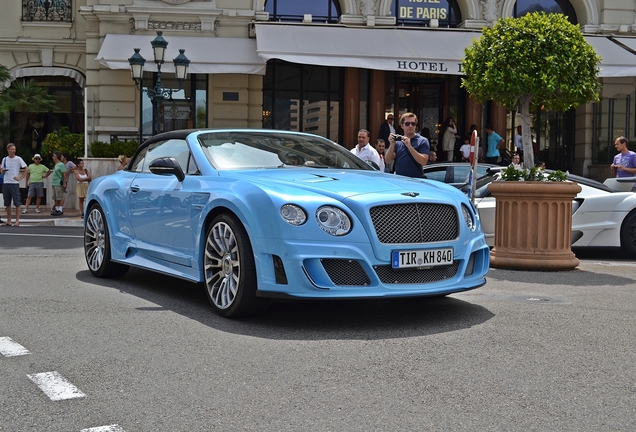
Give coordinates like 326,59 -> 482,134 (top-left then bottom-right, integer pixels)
396,61 -> 464,74
399,0 -> 449,20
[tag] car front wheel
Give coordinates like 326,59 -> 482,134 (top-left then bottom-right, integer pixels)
84,204 -> 129,278
203,214 -> 263,318
620,210 -> 636,257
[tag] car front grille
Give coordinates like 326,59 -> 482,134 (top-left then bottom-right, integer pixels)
374,262 -> 460,284
320,259 -> 459,286
369,204 -> 459,244
321,259 -> 371,286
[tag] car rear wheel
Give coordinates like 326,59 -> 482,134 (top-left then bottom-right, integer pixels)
84,204 -> 129,278
620,210 -> 636,257
204,214 -> 264,318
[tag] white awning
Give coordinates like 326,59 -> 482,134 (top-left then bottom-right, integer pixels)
10,67 -> 85,88
254,24 -> 636,78
255,23 -> 480,75
611,37 -> 636,56
96,34 -> 267,75
584,36 -> 636,77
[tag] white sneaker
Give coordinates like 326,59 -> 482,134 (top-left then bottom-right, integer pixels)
21,209 -> 28,214
35,208 -> 41,213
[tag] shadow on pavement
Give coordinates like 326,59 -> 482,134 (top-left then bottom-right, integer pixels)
76,267 -> 495,341
486,263 -> 634,287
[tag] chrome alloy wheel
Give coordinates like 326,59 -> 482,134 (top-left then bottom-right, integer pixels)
205,221 -> 241,310
85,208 -> 106,272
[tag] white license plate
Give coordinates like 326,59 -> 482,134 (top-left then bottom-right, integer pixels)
391,248 -> 454,269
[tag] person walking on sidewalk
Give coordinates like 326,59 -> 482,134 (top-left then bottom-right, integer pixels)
1,143 -> 28,226
50,151 -> 66,216
22,153 -> 50,214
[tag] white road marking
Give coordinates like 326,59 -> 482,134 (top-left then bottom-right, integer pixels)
80,425 -> 125,432
27,371 -> 87,401
0,337 -> 30,357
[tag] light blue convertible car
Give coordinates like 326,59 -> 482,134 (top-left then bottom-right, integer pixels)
84,129 -> 489,317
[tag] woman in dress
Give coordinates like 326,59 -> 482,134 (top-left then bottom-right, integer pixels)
441,117 -> 458,162
74,159 -> 91,218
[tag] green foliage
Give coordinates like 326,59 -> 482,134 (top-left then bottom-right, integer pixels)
0,65 -> 9,88
0,79 -> 58,148
462,12 -> 601,112
90,140 -> 139,158
500,164 -> 525,181
41,127 -> 84,161
546,170 -> 568,182
500,164 -> 567,182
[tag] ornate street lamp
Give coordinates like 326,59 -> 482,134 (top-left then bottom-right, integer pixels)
128,31 -> 190,136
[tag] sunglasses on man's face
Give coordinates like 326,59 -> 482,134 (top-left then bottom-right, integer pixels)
403,121 -> 417,127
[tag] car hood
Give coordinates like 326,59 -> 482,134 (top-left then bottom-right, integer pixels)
221,168 -> 459,200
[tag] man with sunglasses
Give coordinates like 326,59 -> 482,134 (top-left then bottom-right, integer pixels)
385,112 -> 429,178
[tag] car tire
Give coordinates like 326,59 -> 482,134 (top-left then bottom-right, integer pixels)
203,214 -> 266,318
620,210 -> 636,257
84,204 -> 129,278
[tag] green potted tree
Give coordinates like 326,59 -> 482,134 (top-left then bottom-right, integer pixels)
462,12 -> 600,169
488,165 -> 582,270
462,12 -> 600,270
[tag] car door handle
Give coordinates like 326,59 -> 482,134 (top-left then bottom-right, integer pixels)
130,185 -> 140,193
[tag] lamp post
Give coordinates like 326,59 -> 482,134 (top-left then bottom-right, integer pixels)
128,31 -> 190,136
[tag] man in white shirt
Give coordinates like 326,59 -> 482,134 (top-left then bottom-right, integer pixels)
1,143 -> 28,226
350,129 -> 382,170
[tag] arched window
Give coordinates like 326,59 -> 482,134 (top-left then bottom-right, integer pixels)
394,0 -> 461,27
513,0 -> 577,24
265,0 -> 340,23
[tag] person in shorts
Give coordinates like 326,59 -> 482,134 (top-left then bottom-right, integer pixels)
22,153 -> 50,214
55,152 -> 76,213
1,143 -> 28,226
74,159 -> 91,218
50,151 -> 66,216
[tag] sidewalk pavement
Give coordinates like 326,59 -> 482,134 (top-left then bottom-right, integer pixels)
1,207 -> 84,227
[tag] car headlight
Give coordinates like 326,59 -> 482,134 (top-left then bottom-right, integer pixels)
315,206 -> 351,236
280,204 -> 307,226
462,204 -> 476,231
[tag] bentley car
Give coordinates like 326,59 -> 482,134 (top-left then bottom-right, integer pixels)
83,129 -> 490,317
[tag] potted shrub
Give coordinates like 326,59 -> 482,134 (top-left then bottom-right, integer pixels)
488,166 -> 581,270
462,12 -> 600,169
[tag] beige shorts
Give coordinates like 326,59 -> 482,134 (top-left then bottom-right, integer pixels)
52,185 -> 65,201
76,182 -> 89,198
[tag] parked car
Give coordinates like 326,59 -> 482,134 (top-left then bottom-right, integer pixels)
83,129 -> 490,317
460,167 -> 636,255
422,162 -> 498,188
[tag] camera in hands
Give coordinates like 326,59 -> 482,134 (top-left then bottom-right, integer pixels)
391,133 -> 405,141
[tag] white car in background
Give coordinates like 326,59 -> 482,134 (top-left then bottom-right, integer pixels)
461,168 -> 636,255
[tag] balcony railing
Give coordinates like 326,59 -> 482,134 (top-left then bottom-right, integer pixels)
22,0 -> 72,23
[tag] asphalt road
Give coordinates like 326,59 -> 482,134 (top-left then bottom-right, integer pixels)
1,226 -> 635,431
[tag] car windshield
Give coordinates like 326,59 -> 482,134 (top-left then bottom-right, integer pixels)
197,131 -> 373,170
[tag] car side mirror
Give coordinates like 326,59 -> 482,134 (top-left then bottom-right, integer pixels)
149,157 -> 185,182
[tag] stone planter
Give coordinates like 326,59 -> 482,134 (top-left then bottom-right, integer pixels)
487,181 -> 582,271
